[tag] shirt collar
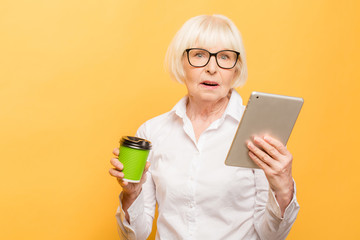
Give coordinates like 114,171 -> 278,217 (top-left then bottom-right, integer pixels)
171,89 -> 244,122
223,89 -> 244,122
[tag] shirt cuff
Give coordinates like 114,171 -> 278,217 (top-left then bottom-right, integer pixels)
267,180 -> 297,220
119,190 -> 145,225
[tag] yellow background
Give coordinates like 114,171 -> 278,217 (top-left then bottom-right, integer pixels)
1,0 -> 359,239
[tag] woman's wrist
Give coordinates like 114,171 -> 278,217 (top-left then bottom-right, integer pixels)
123,188 -> 142,201
273,181 -> 294,214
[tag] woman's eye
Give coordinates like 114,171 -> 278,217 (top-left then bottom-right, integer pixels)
195,53 -> 204,58
220,54 -> 229,60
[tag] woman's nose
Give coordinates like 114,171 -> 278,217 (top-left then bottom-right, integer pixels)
205,56 -> 218,74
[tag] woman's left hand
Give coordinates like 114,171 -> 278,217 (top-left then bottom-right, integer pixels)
247,135 -> 294,216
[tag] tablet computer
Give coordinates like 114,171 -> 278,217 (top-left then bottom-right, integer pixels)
225,91 -> 304,168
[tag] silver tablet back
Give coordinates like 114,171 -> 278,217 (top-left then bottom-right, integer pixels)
225,92 -> 304,168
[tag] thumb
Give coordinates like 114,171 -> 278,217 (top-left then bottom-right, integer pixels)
144,161 -> 151,173
140,161 -> 151,184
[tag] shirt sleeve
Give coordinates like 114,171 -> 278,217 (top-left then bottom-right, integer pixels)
115,123 -> 157,240
253,169 -> 300,240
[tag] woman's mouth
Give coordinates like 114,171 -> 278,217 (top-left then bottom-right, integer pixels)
201,81 -> 219,88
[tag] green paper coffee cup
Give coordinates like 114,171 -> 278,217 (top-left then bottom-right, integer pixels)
118,136 -> 152,183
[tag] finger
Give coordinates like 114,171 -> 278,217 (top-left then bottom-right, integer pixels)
110,157 -> 123,170
263,136 -> 289,156
253,136 -> 281,160
248,151 -> 271,171
113,148 -> 120,156
117,178 -> 129,188
109,168 -> 124,178
247,140 -> 275,167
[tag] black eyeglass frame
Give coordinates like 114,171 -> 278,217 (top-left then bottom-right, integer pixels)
185,48 -> 240,69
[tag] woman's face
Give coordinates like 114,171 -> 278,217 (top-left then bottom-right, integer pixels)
183,45 -> 238,104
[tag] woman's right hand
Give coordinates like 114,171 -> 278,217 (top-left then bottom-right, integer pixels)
109,148 -> 150,200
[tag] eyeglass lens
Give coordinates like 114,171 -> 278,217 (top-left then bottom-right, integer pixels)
187,49 -> 238,69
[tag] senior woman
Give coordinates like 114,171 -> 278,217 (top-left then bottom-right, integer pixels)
109,14 -> 299,240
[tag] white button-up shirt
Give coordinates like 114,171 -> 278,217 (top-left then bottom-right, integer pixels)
116,90 -> 299,240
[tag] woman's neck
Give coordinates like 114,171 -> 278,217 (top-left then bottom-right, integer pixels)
186,96 -> 229,121
186,90 -> 232,141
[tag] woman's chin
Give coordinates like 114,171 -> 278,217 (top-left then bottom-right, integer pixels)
194,91 -> 229,104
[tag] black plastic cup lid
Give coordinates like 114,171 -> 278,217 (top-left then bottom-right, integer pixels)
120,136 -> 152,150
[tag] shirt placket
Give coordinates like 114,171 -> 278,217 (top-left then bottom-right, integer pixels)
187,152 -> 200,239
186,150 -> 200,239
182,115 -> 204,239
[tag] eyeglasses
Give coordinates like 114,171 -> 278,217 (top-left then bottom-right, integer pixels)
185,48 -> 240,69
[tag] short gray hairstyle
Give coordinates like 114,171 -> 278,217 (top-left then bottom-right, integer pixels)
165,14 -> 248,87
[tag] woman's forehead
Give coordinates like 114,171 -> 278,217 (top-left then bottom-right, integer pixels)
189,30 -> 236,50
191,39 -> 235,51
